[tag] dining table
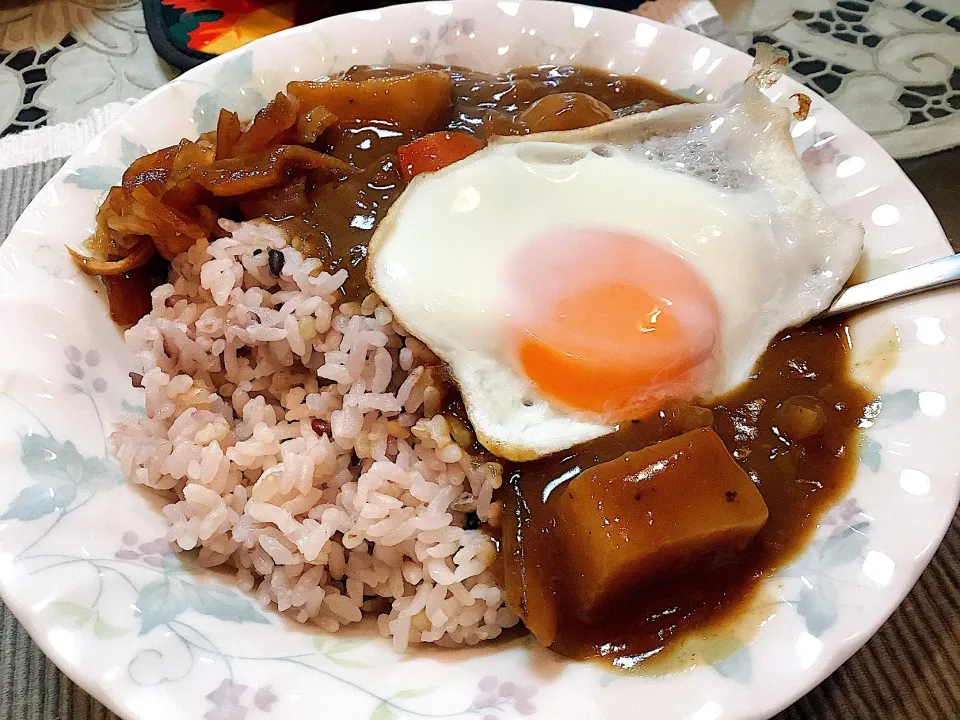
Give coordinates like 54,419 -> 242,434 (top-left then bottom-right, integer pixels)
1,0 -> 958,718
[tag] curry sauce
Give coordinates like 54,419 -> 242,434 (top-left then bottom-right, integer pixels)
86,64 -> 684,320
280,65 -> 686,300
502,323 -> 871,665
89,63 -> 869,669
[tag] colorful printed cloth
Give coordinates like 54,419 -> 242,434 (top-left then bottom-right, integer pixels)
143,0 -> 298,68
142,1 -> 674,70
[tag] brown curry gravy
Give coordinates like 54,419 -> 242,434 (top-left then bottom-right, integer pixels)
277,64 -> 685,298
501,323 -> 871,665
279,66 -> 870,665
107,64 -> 870,668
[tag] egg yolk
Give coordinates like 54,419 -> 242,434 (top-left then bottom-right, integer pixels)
507,228 -> 722,421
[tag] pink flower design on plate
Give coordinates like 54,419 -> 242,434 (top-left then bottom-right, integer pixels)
64,345 -> 108,393
471,675 -> 537,717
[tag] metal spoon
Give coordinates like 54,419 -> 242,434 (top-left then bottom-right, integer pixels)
820,253 -> 960,319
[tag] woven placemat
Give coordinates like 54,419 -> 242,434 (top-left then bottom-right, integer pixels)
2,160 -> 959,720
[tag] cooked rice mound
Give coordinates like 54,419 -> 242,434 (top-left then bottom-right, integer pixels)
113,219 -> 517,649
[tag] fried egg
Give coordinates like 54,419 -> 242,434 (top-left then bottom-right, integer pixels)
368,87 -> 863,461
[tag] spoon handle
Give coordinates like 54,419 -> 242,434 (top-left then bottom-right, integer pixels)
821,253 -> 960,319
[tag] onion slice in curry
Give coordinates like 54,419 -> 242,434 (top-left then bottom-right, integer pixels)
68,236 -> 156,276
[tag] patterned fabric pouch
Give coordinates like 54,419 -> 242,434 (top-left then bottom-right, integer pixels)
141,0 -> 670,70
142,1 -> 302,69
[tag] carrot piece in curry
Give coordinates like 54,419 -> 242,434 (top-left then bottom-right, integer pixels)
396,131 -> 486,181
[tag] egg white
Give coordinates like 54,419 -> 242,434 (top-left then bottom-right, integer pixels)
369,87 -> 863,461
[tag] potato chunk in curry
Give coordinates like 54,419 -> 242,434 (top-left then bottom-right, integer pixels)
287,70 -> 452,132
554,428 -> 769,621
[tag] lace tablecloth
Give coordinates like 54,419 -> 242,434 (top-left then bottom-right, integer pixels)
0,1 -> 174,135
726,0 -> 960,159
3,0 -> 959,157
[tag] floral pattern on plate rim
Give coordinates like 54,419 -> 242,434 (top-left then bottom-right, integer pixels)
1,3 -> 958,720
0,344 -> 914,714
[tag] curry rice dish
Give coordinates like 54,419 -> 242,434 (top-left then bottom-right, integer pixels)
71,63 -> 869,666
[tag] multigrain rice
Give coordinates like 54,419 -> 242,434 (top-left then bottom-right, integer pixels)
113,219 -> 517,649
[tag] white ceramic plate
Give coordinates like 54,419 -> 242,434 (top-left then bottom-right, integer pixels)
1,2 -> 958,719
